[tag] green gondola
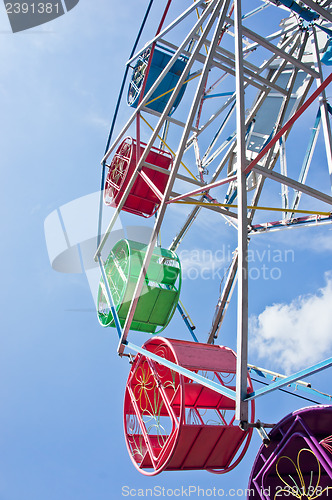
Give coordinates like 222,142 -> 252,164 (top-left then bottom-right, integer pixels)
97,239 -> 181,333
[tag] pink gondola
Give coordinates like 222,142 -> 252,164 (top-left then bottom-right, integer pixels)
124,337 -> 255,475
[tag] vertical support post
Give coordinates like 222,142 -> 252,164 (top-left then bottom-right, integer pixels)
234,0 -> 249,423
279,136 -> 289,219
312,26 -> 332,188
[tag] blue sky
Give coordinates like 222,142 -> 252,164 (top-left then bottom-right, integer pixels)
1,1 -> 332,499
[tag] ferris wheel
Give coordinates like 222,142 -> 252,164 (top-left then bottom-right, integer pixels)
93,0 -> 332,488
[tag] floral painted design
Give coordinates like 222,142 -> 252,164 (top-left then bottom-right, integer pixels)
274,448 -> 332,500
132,362 -> 174,452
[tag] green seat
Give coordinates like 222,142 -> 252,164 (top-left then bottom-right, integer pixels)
97,239 -> 181,333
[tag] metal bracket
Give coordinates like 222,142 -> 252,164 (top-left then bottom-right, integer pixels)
240,419 -> 275,446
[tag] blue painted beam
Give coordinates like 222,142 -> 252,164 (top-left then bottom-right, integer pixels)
293,383 -> 332,402
203,92 -> 234,99
273,0 -> 319,22
176,303 -> 199,342
249,366 -> 332,402
246,357 -> 332,401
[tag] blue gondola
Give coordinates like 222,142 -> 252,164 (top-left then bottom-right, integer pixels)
322,38 -> 332,66
127,44 -> 188,115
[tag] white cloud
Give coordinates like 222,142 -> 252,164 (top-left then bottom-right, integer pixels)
249,271 -> 332,373
264,228 -> 332,254
85,112 -> 110,131
30,204 -> 41,215
304,232 -> 332,253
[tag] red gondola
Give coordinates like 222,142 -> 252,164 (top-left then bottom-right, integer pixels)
104,137 -> 172,217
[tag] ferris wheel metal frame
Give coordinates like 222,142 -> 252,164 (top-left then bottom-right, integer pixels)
94,0 -> 332,431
